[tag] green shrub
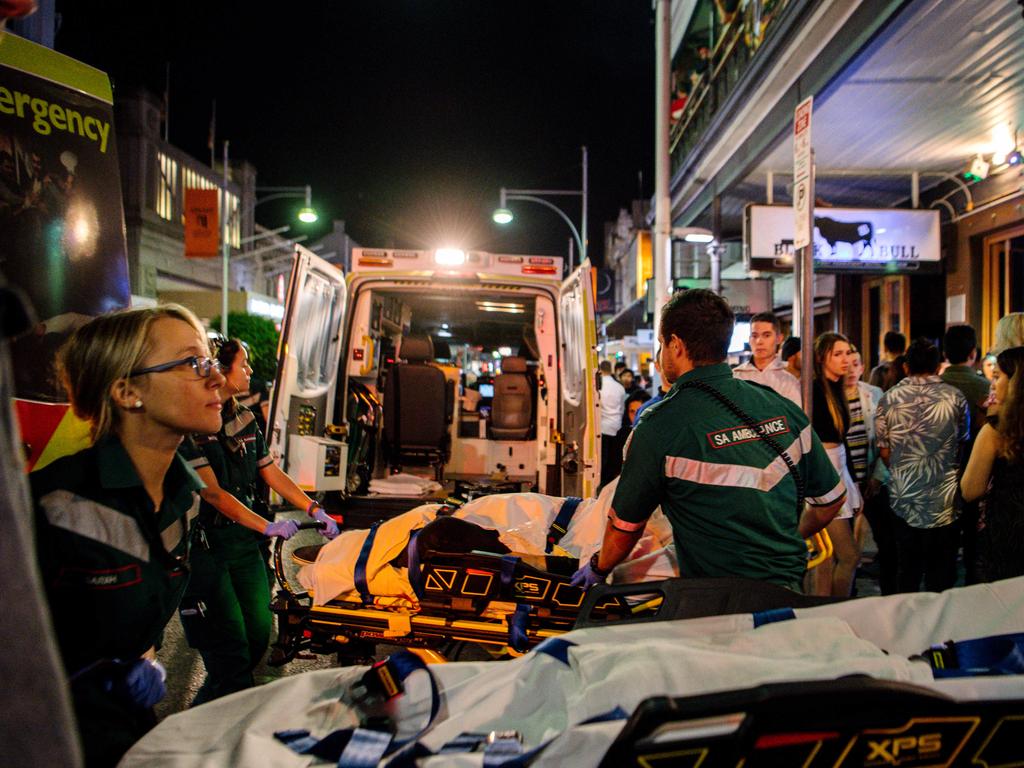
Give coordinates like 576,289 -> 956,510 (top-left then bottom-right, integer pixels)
211,312 -> 280,384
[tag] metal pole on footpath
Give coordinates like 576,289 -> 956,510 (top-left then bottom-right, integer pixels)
221,140 -> 230,338
653,0 -> 672,329
792,96 -> 815,417
800,153 -> 815,417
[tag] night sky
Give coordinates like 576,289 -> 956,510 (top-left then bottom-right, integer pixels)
53,1 -> 655,266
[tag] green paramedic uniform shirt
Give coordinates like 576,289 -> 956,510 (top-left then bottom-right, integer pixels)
31,435 -> 203,764
611,363 -> 844,588
178,404 -> 274,518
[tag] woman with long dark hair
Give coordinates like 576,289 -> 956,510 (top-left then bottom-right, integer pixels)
810,332 -> 862,596
961,345 -> 1024,582
178,338 -> 340,705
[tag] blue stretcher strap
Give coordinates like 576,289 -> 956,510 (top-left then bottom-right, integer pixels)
580,706 -> 629,724
500,555 -> 519,593
339,728 -> 393,768
752,607 -> 796,628
546,496 -> 583,554
387,650 -> 441,724
277,651 -> 441,766
483,735 -> 523,766
406,529 -> 424,600
508,603 -> 532,653
354,523 -> 380,605
438,733 -> 490,754
926,633 -> 1024,678
533,637 -> 576,666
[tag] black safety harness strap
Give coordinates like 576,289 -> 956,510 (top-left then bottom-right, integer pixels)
678,379 -> 806,520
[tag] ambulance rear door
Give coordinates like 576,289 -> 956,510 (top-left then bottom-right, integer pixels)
558,261 -> 600,498
268,245 -> 347,493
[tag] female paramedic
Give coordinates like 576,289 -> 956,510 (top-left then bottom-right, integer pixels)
31,304 -> 225,768
178,338 -> 340,705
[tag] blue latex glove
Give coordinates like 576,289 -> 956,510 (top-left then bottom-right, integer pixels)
263,520 -> 300,539
109,659 -> 166,709
570,560 -> 608,589
312,507 -> 340,539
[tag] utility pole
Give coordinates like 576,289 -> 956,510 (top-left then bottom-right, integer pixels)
653,0 -> 672,329
221,140 -> 230,337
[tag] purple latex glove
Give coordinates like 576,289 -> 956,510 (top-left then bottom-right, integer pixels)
109,659 -> 166,709
312,507 -> 340,540
570,560 -> 608,589
263,520 -> 300,539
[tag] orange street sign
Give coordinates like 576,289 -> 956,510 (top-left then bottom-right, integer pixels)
185,187 -> 220,258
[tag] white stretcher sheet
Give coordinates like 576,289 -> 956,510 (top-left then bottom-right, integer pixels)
298,479 -> 676,606
121,577 -> 1024,768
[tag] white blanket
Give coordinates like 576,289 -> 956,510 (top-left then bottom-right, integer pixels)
368,473 -> 443,497
298,478 -> 676,606
121,578 -> 1024,768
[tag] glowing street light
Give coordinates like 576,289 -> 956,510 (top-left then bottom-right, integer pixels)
491,207 -> 514,225
492,146 -> 588,272
255,184 -> 319,224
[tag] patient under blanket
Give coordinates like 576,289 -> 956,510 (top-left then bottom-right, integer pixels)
298,479 -> 676,606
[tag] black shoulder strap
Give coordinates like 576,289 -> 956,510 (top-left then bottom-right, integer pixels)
679,379 -> 805,520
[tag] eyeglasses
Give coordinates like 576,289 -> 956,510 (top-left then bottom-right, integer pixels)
129,355 -> 223,379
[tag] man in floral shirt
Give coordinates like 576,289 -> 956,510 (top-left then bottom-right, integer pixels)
875,338 -> 969,593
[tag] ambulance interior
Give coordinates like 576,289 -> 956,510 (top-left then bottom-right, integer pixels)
340,284 -> 558,505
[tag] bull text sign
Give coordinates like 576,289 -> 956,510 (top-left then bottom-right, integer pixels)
744,205 -> 941,274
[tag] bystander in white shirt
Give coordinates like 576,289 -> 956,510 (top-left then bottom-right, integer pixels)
599,373 -> 626,436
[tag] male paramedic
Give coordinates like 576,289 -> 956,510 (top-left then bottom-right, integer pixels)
732,311 -> 802,406
572,290 -> 846,591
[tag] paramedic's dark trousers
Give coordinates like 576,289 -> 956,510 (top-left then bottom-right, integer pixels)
180,525 -> 272,705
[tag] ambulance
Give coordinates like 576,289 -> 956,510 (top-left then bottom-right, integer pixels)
268,246 -> 601,521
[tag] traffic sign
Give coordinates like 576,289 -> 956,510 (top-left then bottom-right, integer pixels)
793,96 -> 813,249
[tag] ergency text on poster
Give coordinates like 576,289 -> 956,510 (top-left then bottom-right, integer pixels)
0,83 -> 111,153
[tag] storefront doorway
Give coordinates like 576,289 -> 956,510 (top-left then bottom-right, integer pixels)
982,226 -> 1024,352
862,275 -> 910,370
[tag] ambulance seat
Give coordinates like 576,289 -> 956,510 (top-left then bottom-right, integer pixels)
384,336 -> 451,480
490,356 -> 532,440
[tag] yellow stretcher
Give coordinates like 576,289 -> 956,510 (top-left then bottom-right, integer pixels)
269,524 -> 840,666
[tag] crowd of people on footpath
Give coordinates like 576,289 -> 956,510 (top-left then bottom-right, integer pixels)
598,310 -> 1024,599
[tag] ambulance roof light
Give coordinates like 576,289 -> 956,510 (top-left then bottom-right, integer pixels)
435,248 -> 467,266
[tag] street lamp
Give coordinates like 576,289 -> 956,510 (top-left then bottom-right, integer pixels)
492,146 -> 588,271
255,184 -> 318,224
670,226 -> 721,295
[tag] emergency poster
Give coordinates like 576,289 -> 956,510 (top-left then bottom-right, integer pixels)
0,33 -> 129,468
1,34 -> 129,401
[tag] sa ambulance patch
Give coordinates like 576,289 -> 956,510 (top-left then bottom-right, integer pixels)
706,417 -> 790,449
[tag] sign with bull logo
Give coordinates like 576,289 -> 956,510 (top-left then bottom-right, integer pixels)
744,204 -> 941,274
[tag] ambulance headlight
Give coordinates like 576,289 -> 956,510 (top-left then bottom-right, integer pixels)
435,248 -> 467,266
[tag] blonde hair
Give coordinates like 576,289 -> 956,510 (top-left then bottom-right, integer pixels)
813,332 -> 851,436
57,304 -> 208,440
994,313 -> 1024,355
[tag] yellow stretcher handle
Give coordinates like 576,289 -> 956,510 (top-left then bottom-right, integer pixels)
805,530 -> 833,570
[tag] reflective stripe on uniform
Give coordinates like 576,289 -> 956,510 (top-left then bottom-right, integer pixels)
161,492 -> 200,553
257,454 -> 274,468
609,507 -> 647,532
663,425 -> 812,493
186,456 -> 210,469
807,482 -> 846,507
224,409 -> 255,437
40,490 -> 150,563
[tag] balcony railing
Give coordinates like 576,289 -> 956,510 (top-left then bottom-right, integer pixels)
670,0 -> 792,174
